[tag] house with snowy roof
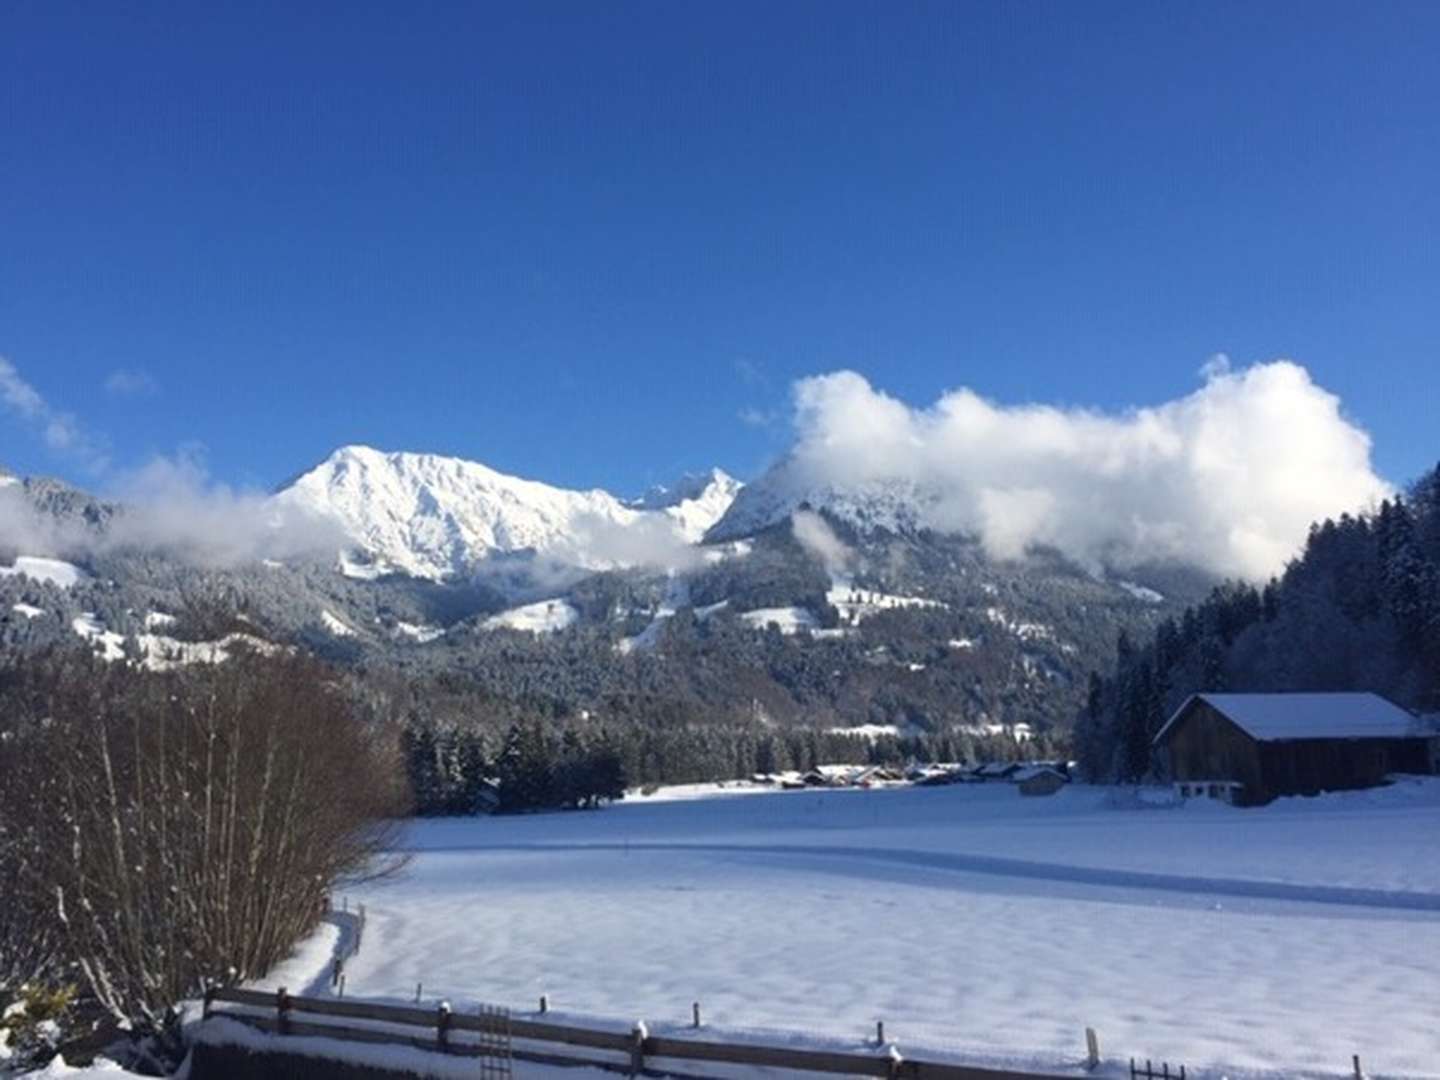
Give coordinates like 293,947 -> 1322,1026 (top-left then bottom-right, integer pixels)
1153,692 -> 1438,806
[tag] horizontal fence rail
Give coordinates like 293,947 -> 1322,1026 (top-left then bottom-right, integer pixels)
204,986 -> 1080,1080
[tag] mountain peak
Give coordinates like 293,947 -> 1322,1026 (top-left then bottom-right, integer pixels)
274,448 -> 741,581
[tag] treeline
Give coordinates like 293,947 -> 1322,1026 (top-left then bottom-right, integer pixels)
398,708 -> 1062,817
0,648 -> 405,1062
1077,465 -> 1440,781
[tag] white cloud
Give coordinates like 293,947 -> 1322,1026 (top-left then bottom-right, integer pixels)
791,509 -> 853,575
775,361 -> 1390,580
0,448 -> 344,568
561,511 -> 703,574
103,450 -> 345,566
104,369 -> 159,397
738,406 -> 779,428
0,356 -> 109,472
0,357 -> 46,418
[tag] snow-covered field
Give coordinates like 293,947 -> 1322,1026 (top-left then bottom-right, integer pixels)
320,780 -> 1440,1079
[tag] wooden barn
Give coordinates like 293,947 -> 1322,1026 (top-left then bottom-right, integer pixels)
1153,692 -> 1437,806
1013,765 -> 1068,797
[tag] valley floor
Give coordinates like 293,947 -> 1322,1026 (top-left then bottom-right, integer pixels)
291,778 -> 1440,1079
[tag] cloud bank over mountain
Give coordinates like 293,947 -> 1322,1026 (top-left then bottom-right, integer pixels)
768,360 -> 1389,579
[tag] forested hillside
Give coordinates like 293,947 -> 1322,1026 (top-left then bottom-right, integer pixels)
1077,465 -> 1440,782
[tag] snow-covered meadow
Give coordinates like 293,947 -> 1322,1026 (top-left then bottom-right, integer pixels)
319,780 -> 1440,1079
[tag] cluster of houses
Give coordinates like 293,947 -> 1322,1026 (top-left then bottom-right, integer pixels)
754,764 -> 907,790
750,760 -> 1074,797
910,760 -> 1072,796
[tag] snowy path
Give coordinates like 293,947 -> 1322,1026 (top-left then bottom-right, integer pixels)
339,781 -> 1440,1079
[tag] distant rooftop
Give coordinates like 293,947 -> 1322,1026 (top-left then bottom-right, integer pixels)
1154,692 -> 1434,745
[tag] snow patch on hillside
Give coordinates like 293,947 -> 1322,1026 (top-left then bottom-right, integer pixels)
827,723 -> 902,739
827,578 -> 946,624
984,607 -> 1055,642
394,621 -> 445,644
739,606 -> 819,634
136,632 -> 275,671
320,610 -> 357,637
71,613 -> 125,661
482,599 -> 578,635
0,556 -> 88,589
1118,580 -> 1165,603
11,603 -> 44,619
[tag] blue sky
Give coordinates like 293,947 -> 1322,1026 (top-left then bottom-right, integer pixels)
2,1 -> 1437,497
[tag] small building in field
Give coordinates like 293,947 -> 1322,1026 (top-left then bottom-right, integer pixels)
1153,692 -> 1436,806
1013,765 -> 1068,797
976,762 -> 1023,782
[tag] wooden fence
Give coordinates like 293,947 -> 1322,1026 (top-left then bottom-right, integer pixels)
203,986 -> 1083,1080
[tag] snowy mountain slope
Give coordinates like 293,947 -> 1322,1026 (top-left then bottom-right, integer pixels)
631,468 -> 745,543
274,446 -> 740,580
706,456 -> 936,541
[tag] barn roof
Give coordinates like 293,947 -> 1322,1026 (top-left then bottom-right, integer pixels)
1153,692 -> 1430,746
1012,765 -> 1067,783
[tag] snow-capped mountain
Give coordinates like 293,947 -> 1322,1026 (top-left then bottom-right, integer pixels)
274,446 -> 740,581
706,456 -> 937,541
631,468 -> 745,543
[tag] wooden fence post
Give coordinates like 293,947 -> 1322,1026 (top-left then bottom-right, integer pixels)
1085,1027 -> 1100,1070
276,987 -> 291,1035
1353,1055 -> 1364,1079
436,1001 -> 452,1053
630,1022 -> 647,1077
202,982 -> 215,1020
886,1044 -> 903,1080
876,1020 -> 885,1045
338,974 -> 346,998
540,994 -> 549,1014
692,1001 -> 701,1028
415,982 -> 423,1004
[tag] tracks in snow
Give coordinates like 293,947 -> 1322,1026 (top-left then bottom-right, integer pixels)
411,840 -> 1440,915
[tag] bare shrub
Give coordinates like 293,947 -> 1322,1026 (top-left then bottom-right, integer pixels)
0,649 -> 408,1029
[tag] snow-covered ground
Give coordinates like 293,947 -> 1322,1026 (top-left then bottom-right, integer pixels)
71,613 -> 126,661
738,606 -> 819,634
826,578 -> 946,624
320,609 -> 358,637
0,556 -> 87,589
331,778 -> 1440,1079
482,599 -> 579,635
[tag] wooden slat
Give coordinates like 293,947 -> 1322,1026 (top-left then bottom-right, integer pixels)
900,1062 -> 1077,1080
213,988 -> 441,1029
470,1014 -> 634,1053
291,995 -> 439,1028
211,987 -> 275,1009
644,1035 -> 890,1076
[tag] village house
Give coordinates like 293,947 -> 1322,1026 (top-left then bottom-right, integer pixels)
1013,764 -> 1068,796
1153,692 -> 1438,806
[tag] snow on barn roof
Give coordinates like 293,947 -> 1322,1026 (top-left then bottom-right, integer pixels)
1154,692 -> 1429,745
